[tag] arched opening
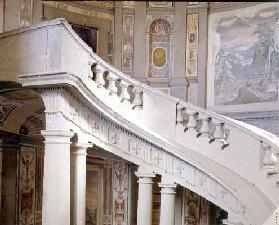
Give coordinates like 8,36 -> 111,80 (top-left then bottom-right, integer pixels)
0,85 -> 45,225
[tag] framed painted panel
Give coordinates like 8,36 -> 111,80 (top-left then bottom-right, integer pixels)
122,14 -> 134,76
112,162 -> 128,225
146,15 -> 175,81
18,145 -> 36,225
207,3 -> 279,108
186,13 -> 199,78
19,0 -> 33,28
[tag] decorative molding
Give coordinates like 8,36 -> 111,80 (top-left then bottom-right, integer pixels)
221,111 -> 279,136
42,1 -> 114,21
123,1 -> 135,9
157,87 -> 170,95
148,1 -> 173,8
186,13 -> 199,78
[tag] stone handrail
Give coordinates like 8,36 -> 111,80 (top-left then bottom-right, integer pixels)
1,18 -> 278,225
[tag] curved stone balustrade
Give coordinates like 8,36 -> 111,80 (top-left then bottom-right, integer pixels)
0,18 -> 278,225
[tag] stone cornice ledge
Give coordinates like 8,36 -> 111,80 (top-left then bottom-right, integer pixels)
19,71 -> 226,183
19,71 -> 270,224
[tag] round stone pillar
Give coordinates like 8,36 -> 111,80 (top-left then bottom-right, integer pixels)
135,170 -> 156,225
158,182 -> 177,225
41,130 -> 74,225
71,142 -> 92,225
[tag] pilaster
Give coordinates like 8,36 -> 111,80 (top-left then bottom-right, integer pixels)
133,1 -> 147,82
114,2 -> 123,70
170,2 -> 187,101
197,4 -> 208,108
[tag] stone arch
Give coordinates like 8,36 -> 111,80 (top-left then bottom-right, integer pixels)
19,108 -> 45,138
0,86 -> 45,134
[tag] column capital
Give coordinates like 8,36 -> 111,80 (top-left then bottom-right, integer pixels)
71,143 -> 93,155
135,171 -> 156,184
135,171 -> 156,178
158,183 -> 177,195
222,219 -> 242,225
41,130 -> 75,144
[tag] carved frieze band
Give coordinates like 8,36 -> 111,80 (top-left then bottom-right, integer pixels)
38,86 -> 246,218
186,13 -> 199,78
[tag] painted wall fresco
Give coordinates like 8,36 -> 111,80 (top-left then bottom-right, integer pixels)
112,162 -> 128,225
208,3 -> 279,106
0,104 -> 16,126
19,146 -> 36,225
122,14 -> 134,76
184,189 -> 211,225
1,134 -> 43,225
146,16 -> 174,78
186,14 -> 199,78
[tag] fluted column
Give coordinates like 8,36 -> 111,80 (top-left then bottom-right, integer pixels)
71,142 -> 92,225
159,181 -> 177,225
135,170 -> 155,225
41,130 -> 75,225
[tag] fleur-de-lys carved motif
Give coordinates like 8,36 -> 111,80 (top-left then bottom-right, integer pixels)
92,121 -> 100,133
176,165 -> 184,175
153,153 -> 163,165
111,133 -> 119,144
133,144 -> 141,155
198,175 -> 206,187
70,105 -> 79,121
219,188 -> 228,199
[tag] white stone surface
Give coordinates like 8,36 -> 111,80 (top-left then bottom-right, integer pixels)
159,180 -> 177,225
41,130 -> 74,225
1,18 -> 279,225
135,168 -> 155,225
71,142 -> 92,225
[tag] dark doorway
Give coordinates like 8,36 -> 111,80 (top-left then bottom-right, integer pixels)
71,24 -> 98,53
